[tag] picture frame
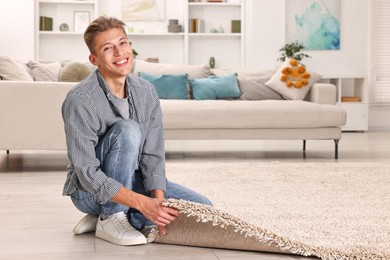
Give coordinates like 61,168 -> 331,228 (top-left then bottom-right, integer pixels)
121,0 -> 165,21
74,11 -> 90,32
285,0 -> 340,50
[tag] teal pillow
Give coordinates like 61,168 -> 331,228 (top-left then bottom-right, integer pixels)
139,72 -> 188,99
189,74 -> 241,100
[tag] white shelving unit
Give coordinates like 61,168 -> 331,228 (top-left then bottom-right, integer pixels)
324,76 -> 368,131
185,1 -> 245,68
34,0 -> 98,62
127,33 -> 186,65
126,0 -> 245,68
34,0 -> 244,67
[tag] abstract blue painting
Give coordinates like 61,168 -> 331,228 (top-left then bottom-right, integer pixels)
285,0 -> 340,50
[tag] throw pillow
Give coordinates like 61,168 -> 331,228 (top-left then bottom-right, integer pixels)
0,56 -> 33,81
236,67 -> 279,79
59,62 -> 93,82
265,59 -> 321,100
139,72 -> 188,99
28,60 -> 62,82
134,60 -> 210,79
210,67 -> 232,77
189,74 -> 241,100
238,77 -> 284,100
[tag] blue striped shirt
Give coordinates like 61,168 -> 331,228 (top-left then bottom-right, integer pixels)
62,70 -> 166,204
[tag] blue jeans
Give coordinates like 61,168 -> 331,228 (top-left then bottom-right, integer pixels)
70,119 -> 212,229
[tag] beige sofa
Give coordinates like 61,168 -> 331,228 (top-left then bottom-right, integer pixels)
0,60 -> 346,158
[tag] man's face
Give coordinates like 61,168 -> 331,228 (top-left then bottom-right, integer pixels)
89,28 -> 133,79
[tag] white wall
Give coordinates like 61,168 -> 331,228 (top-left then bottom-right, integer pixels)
245,0 -> 369,78
0,1 -> 35,62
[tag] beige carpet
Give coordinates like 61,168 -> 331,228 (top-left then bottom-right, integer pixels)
147,162 -> 390,259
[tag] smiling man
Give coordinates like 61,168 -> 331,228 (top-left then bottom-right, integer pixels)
61,16 -> 212,246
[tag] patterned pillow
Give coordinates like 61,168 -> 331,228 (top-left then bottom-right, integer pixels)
59,62 -> 93,82
28,60 -> 62,81
265,59 -> 321,100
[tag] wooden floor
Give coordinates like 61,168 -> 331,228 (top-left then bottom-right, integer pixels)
1,132 -> 389,260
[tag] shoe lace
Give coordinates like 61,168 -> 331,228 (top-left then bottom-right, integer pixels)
113,213 -> 134,232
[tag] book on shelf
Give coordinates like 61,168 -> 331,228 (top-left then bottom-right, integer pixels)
341,96 -> 361,102
189,19 -> 205,33
39,16 -> 53,31
231,20 -> 241,33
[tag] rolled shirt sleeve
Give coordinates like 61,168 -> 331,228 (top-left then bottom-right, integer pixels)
62,90 -> 122,204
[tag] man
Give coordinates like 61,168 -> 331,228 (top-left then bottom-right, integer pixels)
62,16 -> 212,246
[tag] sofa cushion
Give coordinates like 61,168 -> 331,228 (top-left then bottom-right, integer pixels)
59,62 -> 93,82
210,67 -> 233,77
189,74 -> 241,100
266,59 -> 321,100
133,60 -> 210,79
238,77 -> 284,100
236,67 -> 278,79
28,60 -> 62,82
160,100 -> 346,129
140,72 -> 188,99
211,67 -> 278,79
0,56 -> 33,81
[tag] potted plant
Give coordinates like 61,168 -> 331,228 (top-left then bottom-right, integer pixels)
132,48 -> 138,59
277,41 -> 311,63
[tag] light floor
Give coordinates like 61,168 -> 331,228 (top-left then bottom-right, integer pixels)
1,132 -> 389,260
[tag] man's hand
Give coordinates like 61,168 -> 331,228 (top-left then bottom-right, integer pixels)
149,189 -> 179,235
111,187 -> 179,236
139,197 -> 179,235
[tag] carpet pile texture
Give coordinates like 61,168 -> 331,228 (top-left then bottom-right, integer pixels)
148,162 -> 390,259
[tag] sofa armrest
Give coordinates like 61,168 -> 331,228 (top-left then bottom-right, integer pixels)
306,83 -> 337,105
0,81 -> 76,150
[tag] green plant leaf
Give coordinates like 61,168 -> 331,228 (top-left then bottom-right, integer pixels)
277,41 -> 311,62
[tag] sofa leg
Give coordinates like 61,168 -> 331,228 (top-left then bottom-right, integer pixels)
6,150 -> 9,155
303,140 -> 306,152
334,139 -> 339,160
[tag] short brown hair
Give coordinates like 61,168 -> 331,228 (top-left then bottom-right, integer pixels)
84,16 -> 127,55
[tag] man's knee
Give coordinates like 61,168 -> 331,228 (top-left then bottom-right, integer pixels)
111,120 -> 141,148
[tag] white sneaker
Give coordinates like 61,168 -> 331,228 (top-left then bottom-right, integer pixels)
95,211 -> 147,246
73,214 -> 98,235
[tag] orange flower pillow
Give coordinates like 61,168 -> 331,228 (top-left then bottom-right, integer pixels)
265,59 -> 321,100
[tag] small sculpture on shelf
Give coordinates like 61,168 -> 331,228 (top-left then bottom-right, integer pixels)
168,19 -> 182,33
130,42 -> 138,59
210,25 -> 224,33
209,57 -> 215,69
59,23 -> 69,32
